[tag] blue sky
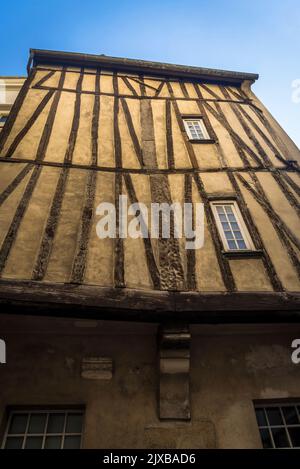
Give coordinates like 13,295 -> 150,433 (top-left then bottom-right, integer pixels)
0,0 -> 299,147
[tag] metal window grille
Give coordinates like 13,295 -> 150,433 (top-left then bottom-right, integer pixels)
2,409 -> 84,449
255,403 -> 300,449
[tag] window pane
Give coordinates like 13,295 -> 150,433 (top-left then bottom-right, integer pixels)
224,206 -> 233,214
282,407 -> 299,425
228,240 -> 237,250
255,408 -> 267,427
216,206 -> 224,214
65,413 -> 83,433
45,436 -> 62,449
9,414 -> 28,434
266,407 -> 283,425
47,414 -> 65,434
237,240 -> 247,249
234,231 -> 244,241
5,437 -> 23,449
271,427 -> 289,448
225,231 -> 234,241
25,436 -> 43,449
288,427 -> 300,447
221,222 -> 230,230
28,413 -> 47,434
231,222 -> 239,230
63,436 -> 81,449
259,428 -> 273,448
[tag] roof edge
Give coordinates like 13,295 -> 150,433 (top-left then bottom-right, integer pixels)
29,48 -> 259,85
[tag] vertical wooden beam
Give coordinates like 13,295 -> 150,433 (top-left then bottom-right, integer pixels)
165,100 -> 175,170
166,82 -> 198,169
91,69 -> 100,166
114,172 -> 125,288
140,98 -> 185,290
32,167 -> 69,281
184,174 -> 196,290
70,170 -> 97,283
113,73 -> 122,169
64,68 -> 84,164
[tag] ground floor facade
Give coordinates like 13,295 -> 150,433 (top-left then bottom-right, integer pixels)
0,314 -> 300,449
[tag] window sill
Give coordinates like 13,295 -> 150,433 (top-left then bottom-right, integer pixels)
222,249 -> 263,259
189,139 -> 216,144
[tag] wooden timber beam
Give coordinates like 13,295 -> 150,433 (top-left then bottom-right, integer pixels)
0,280 -> 299,324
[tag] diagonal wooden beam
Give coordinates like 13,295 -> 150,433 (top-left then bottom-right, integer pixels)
220,86 -> 271,169
5,90 -> 55,157
0,163 -> 33,207
0,165 -> 42,275
120,76 -> 138,96
237,173 -> 300,279
120,98 -> 144,168
281,173 -> 300,197
193,172 -> 236,292
154,81 -> 165,97
192,84 -> 227,168
202,100 -> 263,167
227,171 -> 283,291
123,173 -> 161,289
36,68 -> 66,161
34,70 -> 55,88
0,69 -> 37,154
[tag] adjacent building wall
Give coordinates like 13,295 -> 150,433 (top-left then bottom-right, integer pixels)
0,315 -> 299,448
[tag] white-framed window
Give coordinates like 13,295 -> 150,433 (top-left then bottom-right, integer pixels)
255,402 -> 300,448
2,409 -> 84,449
211,200 -> 254,251
183,118 -> 210,141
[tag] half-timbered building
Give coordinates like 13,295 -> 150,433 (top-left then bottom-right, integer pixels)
0,49 -> 299,448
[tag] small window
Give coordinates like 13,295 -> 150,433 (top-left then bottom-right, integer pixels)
2,409 -> 84,449
183,118 -> 210,141
255,403 -> 300,448
211,200 -> 254,251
